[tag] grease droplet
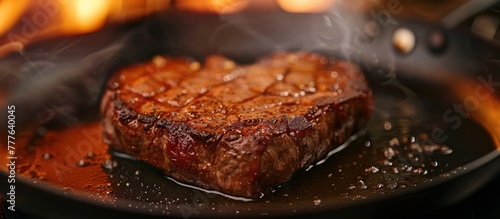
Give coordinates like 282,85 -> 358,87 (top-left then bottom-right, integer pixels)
384,121 -> 392,130
42,153 -> 52,160
76,159 -> 88,167
314,199 -> 322,206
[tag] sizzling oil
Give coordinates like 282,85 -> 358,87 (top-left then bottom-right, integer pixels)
0,123 -> 112,196
1,120 -> 454,199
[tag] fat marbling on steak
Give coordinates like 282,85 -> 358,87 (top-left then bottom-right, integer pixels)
101,52 -> 373,198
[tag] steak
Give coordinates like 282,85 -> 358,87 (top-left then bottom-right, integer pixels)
101,52 -> 373,198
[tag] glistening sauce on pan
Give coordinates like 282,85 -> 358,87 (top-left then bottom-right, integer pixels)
0,123 -> 112,196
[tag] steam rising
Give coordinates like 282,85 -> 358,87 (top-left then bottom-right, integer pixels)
3,19 -> 165,128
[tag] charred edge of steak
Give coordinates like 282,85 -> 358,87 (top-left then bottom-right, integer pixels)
101,52 -> 373,198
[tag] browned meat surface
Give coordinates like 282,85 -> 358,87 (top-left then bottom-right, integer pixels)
101,52 -> 373,198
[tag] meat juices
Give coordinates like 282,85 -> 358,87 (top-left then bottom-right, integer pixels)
101,52 -> 373,198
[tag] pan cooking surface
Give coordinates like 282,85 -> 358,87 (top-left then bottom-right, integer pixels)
2,86 -> 499,218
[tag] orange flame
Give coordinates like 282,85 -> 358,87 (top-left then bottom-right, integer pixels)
176,0 -> 249,14
277,0 -> 335,13
61,0 -> 111,34
0,0 -> 31,37
0,0 -> 171,57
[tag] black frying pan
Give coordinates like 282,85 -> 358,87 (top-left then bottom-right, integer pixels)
1,5 -> 500,219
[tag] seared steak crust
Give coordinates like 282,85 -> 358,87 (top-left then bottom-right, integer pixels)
101,52 -> 373,198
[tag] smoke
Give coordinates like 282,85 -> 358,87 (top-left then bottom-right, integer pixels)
3,18 -> 165,129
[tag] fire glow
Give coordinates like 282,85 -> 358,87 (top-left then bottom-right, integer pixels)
0,0 -> 340,54
451,79 -> 500,149
0,0 -> 172,57
277,0 -> 335,13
